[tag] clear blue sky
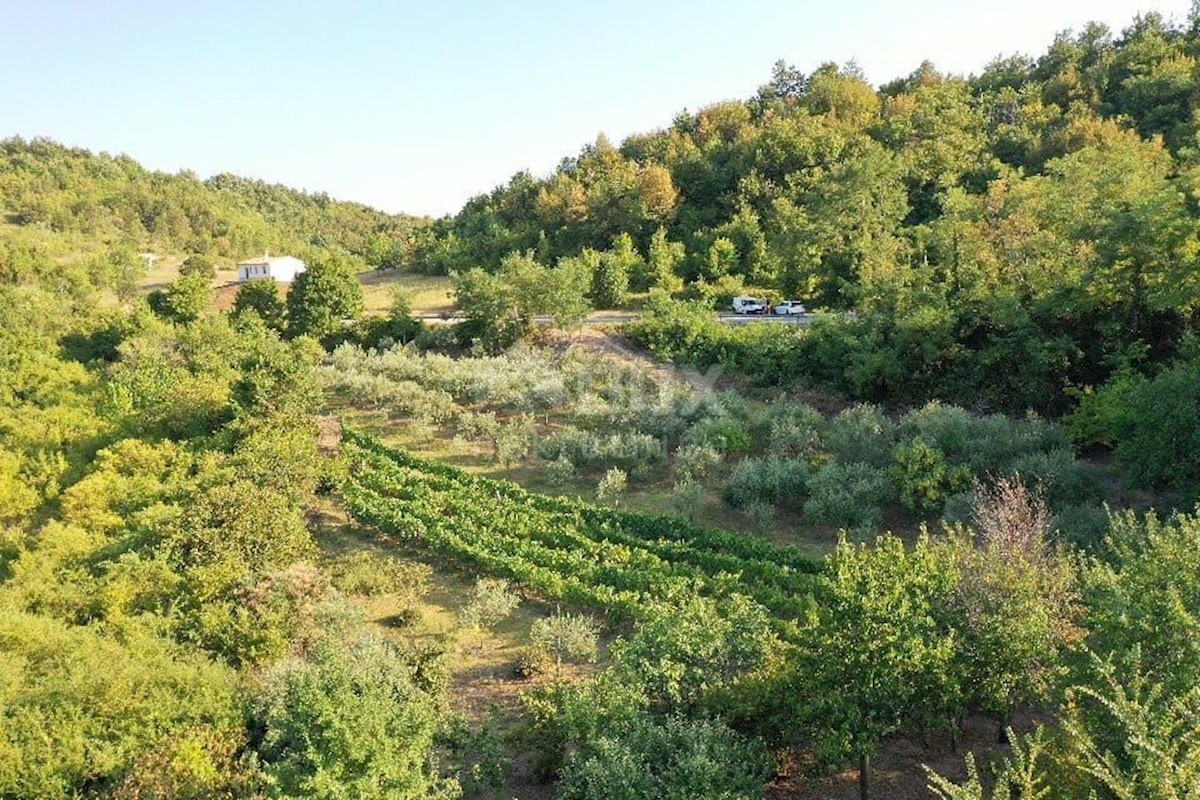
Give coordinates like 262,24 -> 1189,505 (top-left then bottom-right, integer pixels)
3,0 -> 1191,217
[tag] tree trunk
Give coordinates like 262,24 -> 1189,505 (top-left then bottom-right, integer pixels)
997,714 -> 1010,745
950,714 -> 960,755
859,752 -> 871,800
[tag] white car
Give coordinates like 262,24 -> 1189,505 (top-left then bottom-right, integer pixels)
774,300 -> 807,315
732,296 -> 766,314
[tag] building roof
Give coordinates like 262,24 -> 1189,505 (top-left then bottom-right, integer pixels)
237,254 -> 304,267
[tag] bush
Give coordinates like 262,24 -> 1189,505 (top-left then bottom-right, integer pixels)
804,462 -> 892,531
545,454 -> 577,487
539,429 -> 664,479
940,491 -> 977,525
891,438 -> 973,513
826,404 -> 894,467
766,402 -> 825,460
1010,448 -> 1105,508
1049,502 -> 1109,550
746,500 -> 775,535
672,443 -> 723,483
326,551 -> 432,600
0,613 -> 244,800
253,635 -> 449,800
557,713 -> 772,800
896,402 -> 980,464
685,415 -> 754,456
721,457 -> 808,510
459,578 -> 520,642
1079,358 -> 1200,496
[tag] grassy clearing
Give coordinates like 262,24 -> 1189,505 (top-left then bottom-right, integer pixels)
132,256 -> 455,317
359,270 -> 455,316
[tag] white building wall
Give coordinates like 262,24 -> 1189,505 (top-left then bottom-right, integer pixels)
236,257 -> 306,283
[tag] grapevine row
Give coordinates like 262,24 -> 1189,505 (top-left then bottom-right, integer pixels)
341,432 -> 822,626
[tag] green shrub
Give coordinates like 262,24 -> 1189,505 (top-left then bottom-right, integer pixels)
1049,503 -> 1109,550
721,457 -> 808,510
672,443 -> 723,482
545,454 -> 577,487
1081,358 -> 1200,495
826,403 -> 894,467
766,402 -> 825,460
253,635 -> 449,800
326,551 -> 432,600
1010,448 -> 1105,508
0,612 -> 244,800
539,429 -> 664,479
611,594 -> 780,713
804,462 -> 892,531
891,438 -> 973,513
459,578 -> 520,643
557,713 -> 772,800
684,416 -> 754,456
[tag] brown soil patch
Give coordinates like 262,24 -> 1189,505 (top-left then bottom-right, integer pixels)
769,711 -> 1046,799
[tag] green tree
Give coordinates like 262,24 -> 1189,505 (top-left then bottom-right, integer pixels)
612,594 -> 778,714
286,256 -> 364,344
645,227 -> 685,294
702,237 -> 738,280
1084,508 -> 1200,699
456,251 -> 591,351
459,578 -> 520,648
949,478 -> 1080,742
1038,132 -> 1198,346
591,236 -> 637,308
232,279 -> 286,330
530,612 -> 600,682
597,467 -> 628,507
800,534 -> 958,800
0,612 -> 245,800
166,480 -> 316,574
148,272 -> 212,324
253,635 -> 448,800
179,254 -> 216,281
544,253 -> 593,330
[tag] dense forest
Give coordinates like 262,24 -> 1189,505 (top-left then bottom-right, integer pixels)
415,11 -> 1200,423
2,8 -> 1200,800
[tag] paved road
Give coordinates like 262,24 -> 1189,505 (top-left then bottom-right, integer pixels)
416,312 -> 814,327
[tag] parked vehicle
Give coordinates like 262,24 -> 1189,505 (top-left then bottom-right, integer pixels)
732,296 -> 766,314
774,300 -> 807,315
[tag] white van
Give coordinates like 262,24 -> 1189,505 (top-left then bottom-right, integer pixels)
732,296 -> 766,314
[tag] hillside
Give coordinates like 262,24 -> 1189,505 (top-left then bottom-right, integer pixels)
413,12 -> 1200,417
0,136 -> 427,288
2,9 -> 1200,800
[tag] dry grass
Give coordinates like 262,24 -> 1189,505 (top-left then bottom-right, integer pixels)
358,270 -> 455,316
133,257 -> 455,317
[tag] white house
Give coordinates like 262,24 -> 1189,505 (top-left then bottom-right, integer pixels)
237,254 -> 307,283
